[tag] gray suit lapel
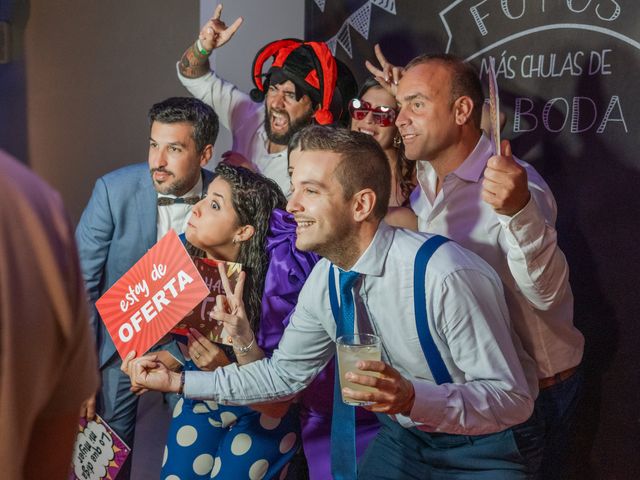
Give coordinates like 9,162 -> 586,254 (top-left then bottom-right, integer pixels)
136,173 -> 157,250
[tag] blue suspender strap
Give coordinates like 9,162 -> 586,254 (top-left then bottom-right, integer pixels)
413,235 -> 453,385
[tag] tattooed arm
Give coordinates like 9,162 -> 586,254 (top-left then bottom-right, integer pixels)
179,3 -> 243,79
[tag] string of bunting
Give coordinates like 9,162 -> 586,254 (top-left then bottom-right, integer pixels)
313,0 -> 397,58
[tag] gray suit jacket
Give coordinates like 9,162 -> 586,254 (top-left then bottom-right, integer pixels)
76,162 -> 214,368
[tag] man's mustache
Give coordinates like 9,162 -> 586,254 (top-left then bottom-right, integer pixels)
150,167 -> 174,176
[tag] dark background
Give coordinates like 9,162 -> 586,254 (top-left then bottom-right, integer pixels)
306,1 -> 639,478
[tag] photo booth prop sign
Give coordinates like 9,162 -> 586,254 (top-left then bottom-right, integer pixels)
96,230 -> 209,360
69,415 -> 130,480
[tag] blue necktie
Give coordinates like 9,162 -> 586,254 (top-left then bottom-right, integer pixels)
331,269 -> 360,480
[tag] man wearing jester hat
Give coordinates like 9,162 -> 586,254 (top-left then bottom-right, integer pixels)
176,4 -> 356,195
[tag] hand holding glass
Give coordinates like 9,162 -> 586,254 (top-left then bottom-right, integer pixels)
336,333 -> 381,406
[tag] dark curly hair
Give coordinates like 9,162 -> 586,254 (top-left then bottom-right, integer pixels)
352,78 -> 416,205
213,163 -> 287,333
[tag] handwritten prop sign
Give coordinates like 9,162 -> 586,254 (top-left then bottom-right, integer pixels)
172,258 -> 242,345
69,415 -> 130,480
488,57 -> 501,155
96,230 -> 209,360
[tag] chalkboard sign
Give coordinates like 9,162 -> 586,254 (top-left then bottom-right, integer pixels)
306,1 -> 639,479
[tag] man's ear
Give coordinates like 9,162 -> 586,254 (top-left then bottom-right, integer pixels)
235,224 -> 256,243
352,188 -> 377,223
199,144 -> 214,167
454,96 -> 474,126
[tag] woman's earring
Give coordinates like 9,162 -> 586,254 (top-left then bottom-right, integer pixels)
232,238 -> 238,245
393,134 -> 402,148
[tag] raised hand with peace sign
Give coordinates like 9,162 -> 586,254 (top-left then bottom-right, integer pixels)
365,44 -> 404,97
209,262 -> 264,362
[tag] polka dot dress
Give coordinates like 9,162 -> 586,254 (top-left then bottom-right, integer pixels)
161,362 -> 300,479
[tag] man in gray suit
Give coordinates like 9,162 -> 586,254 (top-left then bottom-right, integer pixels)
75,97 -> 217,478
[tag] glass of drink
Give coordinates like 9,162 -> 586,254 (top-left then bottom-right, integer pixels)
336,333 -> 381,406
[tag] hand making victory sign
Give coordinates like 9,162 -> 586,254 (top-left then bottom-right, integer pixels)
482,139 -> 531,216
365,44 -> 404,97
209,263 -> 263,361
198,3 -> 244,53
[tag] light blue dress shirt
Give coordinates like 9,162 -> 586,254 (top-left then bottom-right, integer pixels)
185,222 -> 538,435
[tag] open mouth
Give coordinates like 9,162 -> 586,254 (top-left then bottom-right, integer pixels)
295,219 -> 315,233
271,111 -> 290,132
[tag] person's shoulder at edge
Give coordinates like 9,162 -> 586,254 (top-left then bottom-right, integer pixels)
0,151 -> 64,211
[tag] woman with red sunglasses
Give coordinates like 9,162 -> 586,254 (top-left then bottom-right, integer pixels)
349,78 -> 416,207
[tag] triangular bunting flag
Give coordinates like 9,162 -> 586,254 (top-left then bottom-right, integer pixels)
313,0 -> 326,13
371,0 -> 396,15
349,1 -> 372,39
336,23 -> 353,58
325,36 -> 338,56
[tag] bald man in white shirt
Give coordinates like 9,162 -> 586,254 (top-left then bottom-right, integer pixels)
368,50 -> 584,479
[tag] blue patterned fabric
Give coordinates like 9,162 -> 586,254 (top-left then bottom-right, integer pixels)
161,362 -> 299,479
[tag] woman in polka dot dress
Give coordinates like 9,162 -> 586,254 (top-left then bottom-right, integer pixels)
160,164 -> 317,479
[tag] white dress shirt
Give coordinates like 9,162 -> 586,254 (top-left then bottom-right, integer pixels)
156,175 -> 203,241
185,223 -> 538,436
177,67 -> 290,196
411,134 -> 584,378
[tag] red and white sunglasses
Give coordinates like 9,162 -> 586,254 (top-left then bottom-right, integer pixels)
348,98 -> 397,127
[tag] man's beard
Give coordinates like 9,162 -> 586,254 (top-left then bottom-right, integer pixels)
150,167 -> 199,196
264,107 -> 315,146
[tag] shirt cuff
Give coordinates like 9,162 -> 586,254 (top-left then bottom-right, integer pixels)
496,195 -> 547,247
396,380 -> 447,430
183,370 -> 219,400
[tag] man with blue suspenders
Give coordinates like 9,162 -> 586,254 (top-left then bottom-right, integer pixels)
124,126 -> 541,479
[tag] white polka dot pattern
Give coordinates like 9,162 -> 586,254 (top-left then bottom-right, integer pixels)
176,425 -> 198,447
208,418 -> 223,428
230,433 -> 252,455
162,446 -> 168,467
279,432 -> 297,454
172,397 -> 184,418
259,413 -> 281,430
249,459 -> 269,479
210,456 -> 222,477
193,453 -> 214,475
193,402 -> 209,414
205,400 -> 219,410
220,411 -> 238,427
165,475 -> 180,480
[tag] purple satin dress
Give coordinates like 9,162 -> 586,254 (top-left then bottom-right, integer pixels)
257,209 -> 379,479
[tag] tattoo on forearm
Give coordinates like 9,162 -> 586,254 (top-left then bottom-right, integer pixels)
179,42 -> 210,78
